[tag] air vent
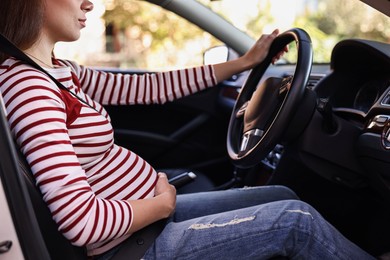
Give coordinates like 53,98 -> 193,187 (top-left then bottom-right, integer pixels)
306,74 -> 325,90
381,89 -> 390,106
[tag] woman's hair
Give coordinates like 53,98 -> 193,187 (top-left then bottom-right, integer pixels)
0,0 -> 45,62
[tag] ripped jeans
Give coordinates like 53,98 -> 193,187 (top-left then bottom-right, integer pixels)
143,186 -> 375,260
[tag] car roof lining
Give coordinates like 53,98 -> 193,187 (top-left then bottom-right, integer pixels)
144,0 -> 254,55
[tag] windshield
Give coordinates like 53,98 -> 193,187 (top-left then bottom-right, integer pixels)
200,0 -> 389,64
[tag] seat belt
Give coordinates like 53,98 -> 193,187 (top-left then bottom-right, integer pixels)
0,34 -> 65,84
0,33 -> 167,260
0,33 -> 100,111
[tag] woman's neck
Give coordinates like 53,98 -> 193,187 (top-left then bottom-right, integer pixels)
23,40 -> 55,68
24,52 -> 54,69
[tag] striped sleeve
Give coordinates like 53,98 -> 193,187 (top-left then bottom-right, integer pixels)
62,60 -> 218,105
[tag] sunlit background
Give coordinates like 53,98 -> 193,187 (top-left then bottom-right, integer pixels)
54,0 -> 389,70
55,0 -> 106,64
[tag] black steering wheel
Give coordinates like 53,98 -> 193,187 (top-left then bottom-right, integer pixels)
227,28 -> 313,168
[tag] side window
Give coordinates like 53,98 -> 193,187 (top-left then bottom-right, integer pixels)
55,0 -> 222,70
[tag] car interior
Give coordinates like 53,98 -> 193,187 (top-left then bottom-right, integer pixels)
0,0 -> 389,259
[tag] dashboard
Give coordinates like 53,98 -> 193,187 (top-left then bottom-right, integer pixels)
218,38 -> 390,200
302,39 -> 390,200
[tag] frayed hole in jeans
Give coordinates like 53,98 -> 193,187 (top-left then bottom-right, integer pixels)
188,216 -> 256,230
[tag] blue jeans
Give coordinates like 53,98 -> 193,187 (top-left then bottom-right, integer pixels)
142,186 -> 375,260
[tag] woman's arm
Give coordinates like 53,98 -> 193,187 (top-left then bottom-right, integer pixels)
62,29 -> 284,107
64,60 -> 217,106
213,29 -> 285,83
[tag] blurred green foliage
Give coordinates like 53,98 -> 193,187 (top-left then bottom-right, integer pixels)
102,0 -> 389,67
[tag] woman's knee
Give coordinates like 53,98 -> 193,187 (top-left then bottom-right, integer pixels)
243,185 -> 299,201
270,185 -> 299,200
259,199 -> 318,224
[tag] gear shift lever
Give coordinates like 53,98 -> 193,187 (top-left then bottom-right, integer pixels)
168,172 -> 197,188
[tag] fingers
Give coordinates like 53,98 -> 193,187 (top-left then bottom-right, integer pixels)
266,30 -> 288,64
258,29 -> 279,45
268,29 -> 280,41
156,172 -> 169,189
155,172 -> 176,197
243,28 -> 286,68
158,172 -> 167,179
271,28 -> 279,37
272,48 -> 288,64
157,172 -> 172,187
157,172 -> 175,189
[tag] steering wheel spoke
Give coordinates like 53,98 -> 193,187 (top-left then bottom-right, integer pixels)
236,101 -> 249,118
239,128 -> 264,157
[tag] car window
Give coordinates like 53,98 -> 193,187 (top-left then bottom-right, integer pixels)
55,0 -> 223,70
200,0 -> 389,64
54,0 -> 389,69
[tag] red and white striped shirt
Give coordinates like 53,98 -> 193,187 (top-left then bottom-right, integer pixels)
0,58 -> 217,255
